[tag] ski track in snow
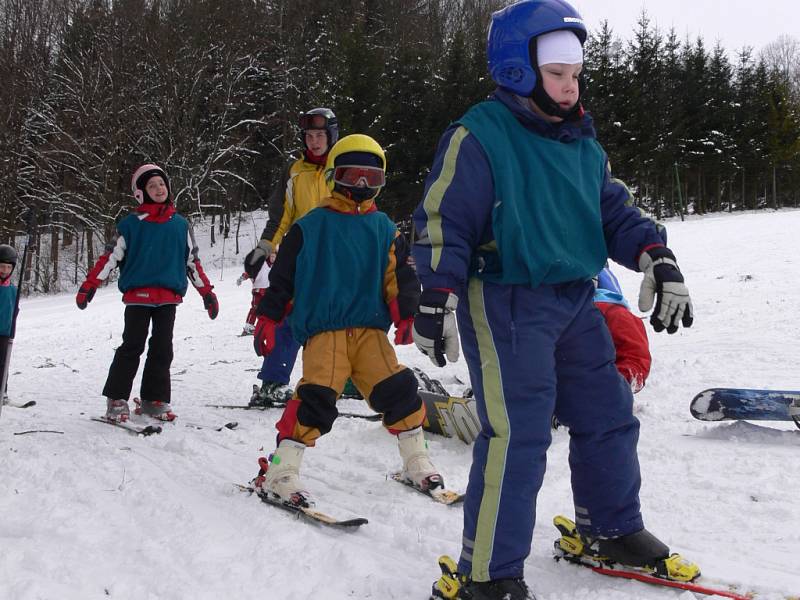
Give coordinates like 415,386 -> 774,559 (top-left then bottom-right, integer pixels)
1,209 -> 799,599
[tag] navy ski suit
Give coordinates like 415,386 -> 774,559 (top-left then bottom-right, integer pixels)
412,89 -> 666,583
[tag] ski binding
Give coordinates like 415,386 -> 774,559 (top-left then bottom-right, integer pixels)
390,472 -> 464,505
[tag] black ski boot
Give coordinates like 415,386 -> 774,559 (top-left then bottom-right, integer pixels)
430,555 -> 535,600
589,528 -> 669,567
553,515 -> 700,582
458,578 -> 532,600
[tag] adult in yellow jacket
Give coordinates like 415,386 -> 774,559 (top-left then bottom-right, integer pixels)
244,108 -> 338,406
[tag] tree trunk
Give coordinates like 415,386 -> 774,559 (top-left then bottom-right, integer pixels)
86,229 -> 94,269
740,167 -> 745,211
772,164 -> 777,210
728,178 -> 733,213
50,226 -> 59,291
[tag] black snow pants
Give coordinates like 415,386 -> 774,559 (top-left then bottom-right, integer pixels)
102,304 -> 176,403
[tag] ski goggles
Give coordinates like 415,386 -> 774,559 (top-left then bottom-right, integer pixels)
332,165 -> 385,188
299,113 -> 329,130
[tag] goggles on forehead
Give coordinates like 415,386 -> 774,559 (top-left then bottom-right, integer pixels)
332,165 -> 385,188
299,114 -> 329,130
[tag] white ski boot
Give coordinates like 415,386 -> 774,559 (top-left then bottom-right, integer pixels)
257,439 -> 313,507
398,426 -> 444,492
134,398 -> 176,421
105,398 -> 130,423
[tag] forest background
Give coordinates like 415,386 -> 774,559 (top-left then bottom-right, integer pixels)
1,0 -> 799,293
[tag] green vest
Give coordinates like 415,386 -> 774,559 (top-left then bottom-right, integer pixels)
0,284 -> 16,336
459,100 -> 608,286
290,207 -> 395,344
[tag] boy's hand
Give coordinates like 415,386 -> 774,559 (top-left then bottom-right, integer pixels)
244,240 -> 272,279
202,290 -> 219,319
393,317 -> 414,345
388,298 -> 413,345
253,316 -> 278,356
638,246 -> 693,334
413,289 -> 459,367
75,280 -> 98,309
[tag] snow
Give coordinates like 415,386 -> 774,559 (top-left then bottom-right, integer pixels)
2,209 -> 800,599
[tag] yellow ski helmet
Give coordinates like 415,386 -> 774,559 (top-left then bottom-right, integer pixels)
324,134 -> 387,194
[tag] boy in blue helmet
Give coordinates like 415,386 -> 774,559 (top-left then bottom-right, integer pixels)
413,1 -> 694,598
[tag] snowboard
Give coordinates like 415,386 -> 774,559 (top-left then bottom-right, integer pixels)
690,388 -> 800,427
419,390 -> 480,444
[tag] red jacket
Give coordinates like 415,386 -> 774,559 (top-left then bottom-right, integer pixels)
596,301 -> 651,393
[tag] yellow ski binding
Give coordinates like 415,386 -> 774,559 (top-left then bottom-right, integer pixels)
656,553 -> 701,582
431,555 -> 463,599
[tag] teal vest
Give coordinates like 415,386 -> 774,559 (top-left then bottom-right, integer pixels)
0,284 -> 16,336
459,101 -> 608,286
290,207 -> 396,344
117,213 -> 189,296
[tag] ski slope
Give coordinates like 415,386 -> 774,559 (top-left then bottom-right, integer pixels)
1,209 -> 799,600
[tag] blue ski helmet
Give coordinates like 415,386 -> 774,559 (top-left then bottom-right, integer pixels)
487,0 -> 587,97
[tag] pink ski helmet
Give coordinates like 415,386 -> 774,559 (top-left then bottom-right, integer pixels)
131,163 -> 170,204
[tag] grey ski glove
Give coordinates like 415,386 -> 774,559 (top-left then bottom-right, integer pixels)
244,239 -> 272,279
638,246 -> 694,334
413,289 -> 460,367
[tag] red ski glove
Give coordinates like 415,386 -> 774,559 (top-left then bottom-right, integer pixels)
254,316 -> 279,357
394,318 -> 414,345
76,279 -> 99,310
388,298 -> 414,345
202,289 -> 219,320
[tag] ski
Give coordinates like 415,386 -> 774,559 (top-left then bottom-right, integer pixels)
91,416 -> 162,436
552,515 -> 752,600
205,403 -> 382,421
140,415 -> 238,432
234,484 -> 368,529
181,419 -> 238,432
390,472 -> 464,505
558,562 -> 753,600
4,400 -> 36,409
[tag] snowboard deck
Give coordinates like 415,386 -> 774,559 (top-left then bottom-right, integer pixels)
691,388 -> 799,423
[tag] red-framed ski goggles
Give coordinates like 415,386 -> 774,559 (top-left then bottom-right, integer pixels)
332,165 -> 385,188
299,114 -> 329,130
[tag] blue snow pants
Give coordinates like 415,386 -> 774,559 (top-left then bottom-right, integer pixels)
457,278 -> 643,582
258,318 -> 301,385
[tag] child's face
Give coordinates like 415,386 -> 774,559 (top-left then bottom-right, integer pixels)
536,62 -> 582,122
0,263 -> 12,279
145,176 -> 169,203
305,129 -> 328,157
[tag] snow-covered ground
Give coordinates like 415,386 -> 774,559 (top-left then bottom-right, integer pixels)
1,209 -> 799,600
